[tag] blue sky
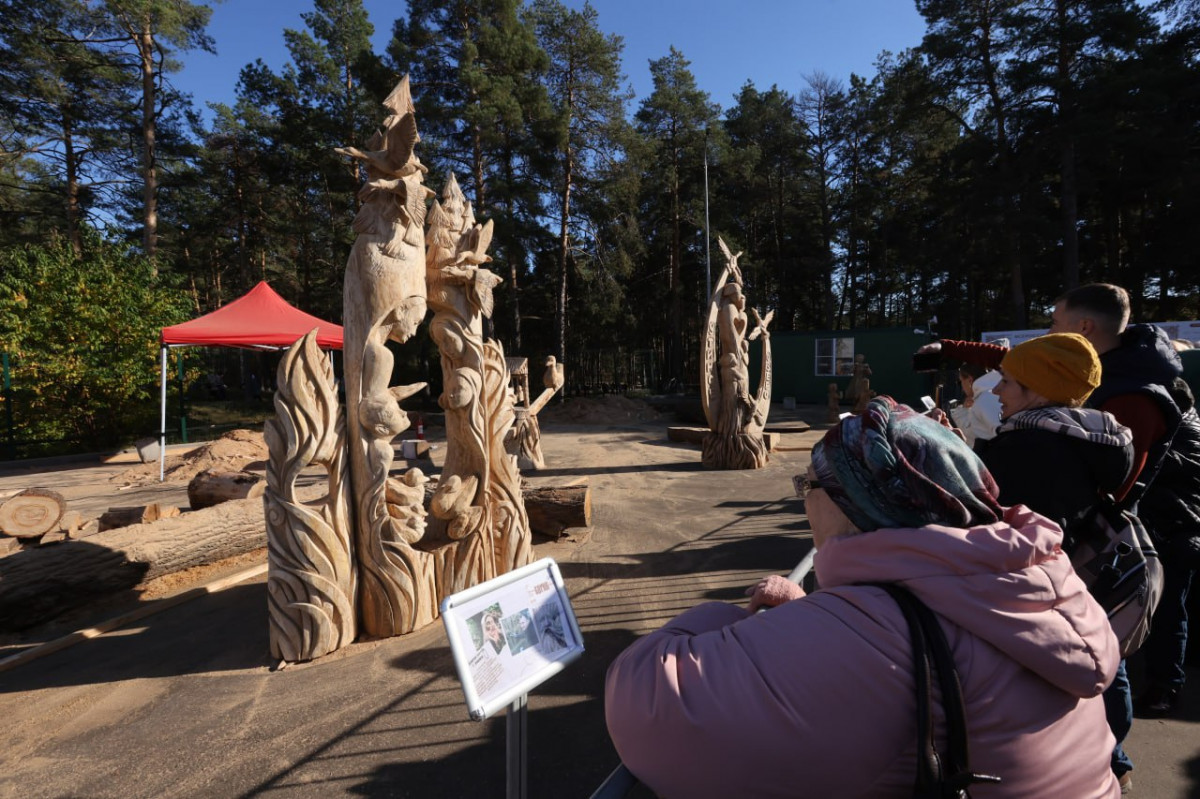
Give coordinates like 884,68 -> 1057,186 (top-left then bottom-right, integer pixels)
175,0 -> 928,119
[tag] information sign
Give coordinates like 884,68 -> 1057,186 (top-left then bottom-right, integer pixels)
441,557 -> 585,721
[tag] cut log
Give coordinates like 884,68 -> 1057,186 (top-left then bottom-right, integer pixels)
524,485 -> 592,539
0,485 -> 324,631
187,469 -> 266,510
0,488 -> 66,539
98,503 -> 182,532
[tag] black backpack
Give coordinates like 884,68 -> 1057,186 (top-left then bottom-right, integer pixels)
1066,496 -> 1164,658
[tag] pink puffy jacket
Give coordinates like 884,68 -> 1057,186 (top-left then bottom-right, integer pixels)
604,505 -> 1121,798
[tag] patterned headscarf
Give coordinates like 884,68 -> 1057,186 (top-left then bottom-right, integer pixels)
810,395 -> 1003,532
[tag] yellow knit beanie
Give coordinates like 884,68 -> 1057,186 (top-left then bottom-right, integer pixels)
1000,333 -> 1101,405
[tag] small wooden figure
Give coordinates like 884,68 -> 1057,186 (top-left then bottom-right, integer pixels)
826,383 -> 842,423
851,377 -> 876,415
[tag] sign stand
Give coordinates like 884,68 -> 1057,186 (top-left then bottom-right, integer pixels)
441,557 -> 585,799
507,694 -> 527,798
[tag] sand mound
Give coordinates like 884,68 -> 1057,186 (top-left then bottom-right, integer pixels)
111,428 -> 269,485
538,395 -> 668,425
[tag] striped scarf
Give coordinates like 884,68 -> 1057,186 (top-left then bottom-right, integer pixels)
997,406 -> 1133,449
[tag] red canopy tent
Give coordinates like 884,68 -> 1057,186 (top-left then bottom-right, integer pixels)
160,280 -> 343,349
157,281 -> 344,479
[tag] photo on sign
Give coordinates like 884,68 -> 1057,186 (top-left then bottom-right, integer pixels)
534,598 -> 570,655
467,603 -> 508,657
503,609 -> 539,655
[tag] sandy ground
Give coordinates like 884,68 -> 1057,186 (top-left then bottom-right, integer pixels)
0,400 -> 1196,798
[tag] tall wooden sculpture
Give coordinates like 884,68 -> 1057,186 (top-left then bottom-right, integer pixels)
699,238 -> 774,469
425,174 -> 533,588
337,77 -> 439,637
266,76 -> 535,657
264,330 -> 355,662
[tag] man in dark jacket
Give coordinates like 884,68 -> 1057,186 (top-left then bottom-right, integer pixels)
1051,284 -> 1200,732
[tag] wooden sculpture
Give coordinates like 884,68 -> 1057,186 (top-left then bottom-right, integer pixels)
699,238 -> 774,469
508,355 -> 565,470
425,172 -> 532,589
851,377 -> 876,415
826,383 -> 843,424
264,330 -> 355,662
337,76 -> 439,637
264,76 -> 538,658
844,354 -> 873,403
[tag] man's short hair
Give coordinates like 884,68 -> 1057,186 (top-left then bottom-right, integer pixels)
1057,283 -> 1130,335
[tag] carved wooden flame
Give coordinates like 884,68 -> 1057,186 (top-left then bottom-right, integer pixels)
264,330 -> 355,661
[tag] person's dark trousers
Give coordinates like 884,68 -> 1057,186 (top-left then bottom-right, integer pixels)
1143,561 -> 1196,690
1104,660 -> 1134,777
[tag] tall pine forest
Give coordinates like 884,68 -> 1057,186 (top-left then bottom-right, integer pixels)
2,0 -> 1199,451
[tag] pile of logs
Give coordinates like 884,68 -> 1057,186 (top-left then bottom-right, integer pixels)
0,470 -> 591,631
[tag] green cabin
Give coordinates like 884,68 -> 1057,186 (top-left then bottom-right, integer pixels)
752,327 -> 938,407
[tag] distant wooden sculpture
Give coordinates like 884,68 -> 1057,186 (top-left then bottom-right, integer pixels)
852,377 -> 876,415
426,172 -> 532,589
264,330 -> 355,662
508,355 -> 565,470
337,76 -> 437,638
826,383 -> 842,424
699,238 -> 774,469
844,354 -> 873,403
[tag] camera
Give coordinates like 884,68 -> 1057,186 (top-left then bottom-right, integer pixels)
911,351 -> 941,373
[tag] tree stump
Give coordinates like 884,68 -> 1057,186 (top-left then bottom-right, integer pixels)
524,485 -> 592,539
187,469 -> 266,510
98,503 -> 182,532
0,488 -> 66,539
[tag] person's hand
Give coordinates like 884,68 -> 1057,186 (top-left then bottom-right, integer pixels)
746,575 -> 806,612
927,408 -> 967,442
915,342 -> 942,355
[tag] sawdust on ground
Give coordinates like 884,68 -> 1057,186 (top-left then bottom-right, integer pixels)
538,395 -> 670,424
110,429 -> 269,486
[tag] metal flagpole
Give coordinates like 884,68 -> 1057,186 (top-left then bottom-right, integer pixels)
703,125 -> 712,298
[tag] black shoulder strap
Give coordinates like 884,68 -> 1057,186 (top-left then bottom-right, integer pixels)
872,583 -> 1002,798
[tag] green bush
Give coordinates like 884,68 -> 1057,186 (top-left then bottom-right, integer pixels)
0,230 -> 191,452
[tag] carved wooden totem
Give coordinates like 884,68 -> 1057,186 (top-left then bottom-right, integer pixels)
425,173 -> 532,590
507,356 -> 565,470
266,77 -> 537,659
264,330 -> 355,662
337,77 -> 439,637
699,238 -> 774,469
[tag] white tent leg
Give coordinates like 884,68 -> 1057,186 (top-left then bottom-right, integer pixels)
160,346 -> 168,482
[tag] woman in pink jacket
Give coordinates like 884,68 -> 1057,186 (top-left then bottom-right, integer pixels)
604,396 -> 1121,798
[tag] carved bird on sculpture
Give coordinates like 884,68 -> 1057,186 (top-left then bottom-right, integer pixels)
716,237 -> 744,286
748,308 -> 774,341
542,356 -> 565,391
336,112 -> 424,178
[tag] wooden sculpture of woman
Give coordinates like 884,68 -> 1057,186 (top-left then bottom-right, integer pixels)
699,238 -> 774,470
337,76 -> 439,637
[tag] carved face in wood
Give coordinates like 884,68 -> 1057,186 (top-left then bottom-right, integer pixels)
388,297 -> 427,344
444,368 -> 479,409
